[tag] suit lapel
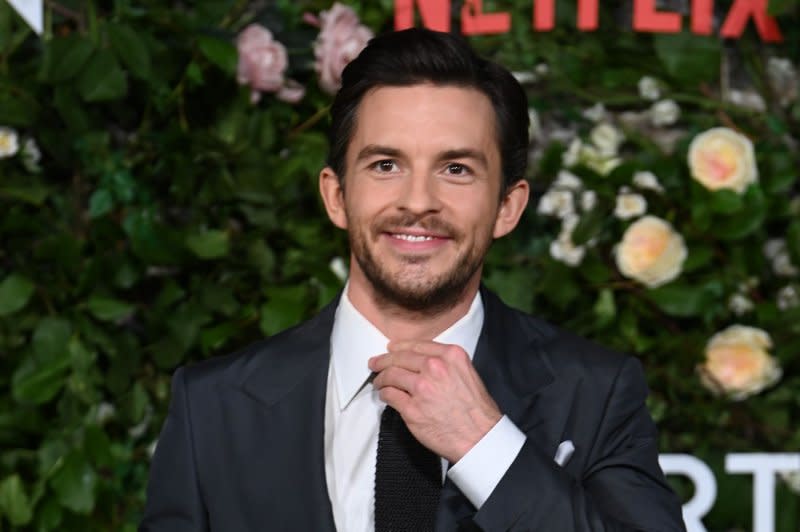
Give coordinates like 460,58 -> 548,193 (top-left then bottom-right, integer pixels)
437,288 -> 568,530
238,298 -> 339,532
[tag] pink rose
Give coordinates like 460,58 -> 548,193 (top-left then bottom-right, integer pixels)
312,3 -> 373,94
236,24 -> 304,104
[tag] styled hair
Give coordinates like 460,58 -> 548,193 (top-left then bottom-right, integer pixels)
326,28 -> 529,193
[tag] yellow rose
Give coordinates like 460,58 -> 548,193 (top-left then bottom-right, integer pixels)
687,127 -> 757,193
614,215 -> 687,287
698,325 -> 781,400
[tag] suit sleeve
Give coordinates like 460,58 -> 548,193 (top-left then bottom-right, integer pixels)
472,357 -> 685,532
139,368 -> 209,532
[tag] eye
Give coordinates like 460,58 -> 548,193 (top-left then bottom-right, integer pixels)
371,159 -> 399,173
444,163 -> 471,176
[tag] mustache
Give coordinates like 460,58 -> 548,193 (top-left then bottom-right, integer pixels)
375,213 -> 460,237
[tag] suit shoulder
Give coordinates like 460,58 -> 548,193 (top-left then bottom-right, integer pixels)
505,303 -> 633,376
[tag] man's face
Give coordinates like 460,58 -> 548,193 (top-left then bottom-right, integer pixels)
321,84 -> 525,313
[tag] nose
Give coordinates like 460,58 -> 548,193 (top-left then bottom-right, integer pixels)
396,170 -> 443,215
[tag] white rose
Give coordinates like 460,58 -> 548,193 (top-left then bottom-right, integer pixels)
21,137 -> 41,172
562,138 -> 582,167
329,256 -> 349,282
614,190 -> 647,220
0,126 -> 19,158
764,238 -> 787,260
580,190 -> 597,211
550,238 -> 585,266
579,144 -> 621,176
528,108 -> 542,140
615,215 -> 687,287
698,325 -> 781,400
537,189 -> 575,219
773,252 -> 799,277
782,471 -> 800,495
688,127 -> 758,194
728,293 -> 754,316
582,103 -> 606,123
638,76 -> 661,101
725,89 -> 766,112
767,57 -> 798,107
553,169 -> 583,190
776,285 -> 799,310
549,215 -> 586,266
633,171 -> 665,193
650,99 -> 680,127
590,123 -> 624,157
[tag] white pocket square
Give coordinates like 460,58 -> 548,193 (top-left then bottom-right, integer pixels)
554,440 -> 575,467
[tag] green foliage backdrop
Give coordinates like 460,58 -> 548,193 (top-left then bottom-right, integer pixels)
0,0 -> 798,529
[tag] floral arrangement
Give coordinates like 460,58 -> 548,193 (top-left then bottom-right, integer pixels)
0,0 -> 797,529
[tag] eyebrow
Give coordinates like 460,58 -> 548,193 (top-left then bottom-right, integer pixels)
355,144 -> 489,169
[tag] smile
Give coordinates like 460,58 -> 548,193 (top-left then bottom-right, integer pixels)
393,234 -> 436,242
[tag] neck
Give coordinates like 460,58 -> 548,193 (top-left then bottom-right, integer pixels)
345,273 -> 480,342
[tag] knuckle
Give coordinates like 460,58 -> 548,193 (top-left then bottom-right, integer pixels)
424,356 -> 446,375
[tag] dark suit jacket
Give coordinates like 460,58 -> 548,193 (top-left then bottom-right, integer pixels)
140,288 -> 686,531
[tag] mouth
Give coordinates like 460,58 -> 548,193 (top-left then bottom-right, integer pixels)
382,229 -> 451,252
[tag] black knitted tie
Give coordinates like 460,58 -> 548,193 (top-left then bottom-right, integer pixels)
375,406 -> 441,532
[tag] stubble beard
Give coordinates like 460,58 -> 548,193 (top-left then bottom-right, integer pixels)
347,213 -> 492,316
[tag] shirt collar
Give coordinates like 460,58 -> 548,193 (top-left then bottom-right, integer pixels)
330,286 -> 485,410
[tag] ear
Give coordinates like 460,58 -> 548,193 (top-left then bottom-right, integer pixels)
492,179 -> 530,239
319,166 -> 348,230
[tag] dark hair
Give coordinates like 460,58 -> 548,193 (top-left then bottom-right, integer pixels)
327,28 -> 529,193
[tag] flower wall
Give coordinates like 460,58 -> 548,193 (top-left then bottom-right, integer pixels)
0,0 -> 798,529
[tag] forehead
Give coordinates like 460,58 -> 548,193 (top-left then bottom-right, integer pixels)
347,84 -> 500,161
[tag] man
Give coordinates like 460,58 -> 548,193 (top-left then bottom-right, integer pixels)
141,28 -> 685,531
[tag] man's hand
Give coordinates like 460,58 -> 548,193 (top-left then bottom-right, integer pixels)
368,340 -> 502,463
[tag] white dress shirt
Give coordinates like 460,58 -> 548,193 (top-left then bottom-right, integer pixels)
324,289 -> 526,532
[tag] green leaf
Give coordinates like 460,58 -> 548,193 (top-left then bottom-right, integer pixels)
122,208 -> 184,265
33,317 -> 72,362
0,184 -> 50,205
683,246 -> 714,272
593,289 -> 616,328
647,283 -> 716,317
39,36 -> 95,82
0,474 -> 33,526
0,92 -> 36,126
653,31 -> 720,84
484,269 -> 534,313
87,296 -> 135,322
77,49 -> 128,102
50,451 -> 96,514
11,354 -> 70,404
107,23 -> 151,79
88,188 -> 114,218
260,285 -> 309,336
185,230 -> 230,259
709,189 -> 743,214
0,274 -> 35,316
53,86 -> 90,132
197,35 -> 237,75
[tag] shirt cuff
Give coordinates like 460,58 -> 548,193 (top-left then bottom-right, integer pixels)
446,415 -> 526,509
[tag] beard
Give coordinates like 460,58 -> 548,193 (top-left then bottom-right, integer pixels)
347,212 -> 492,316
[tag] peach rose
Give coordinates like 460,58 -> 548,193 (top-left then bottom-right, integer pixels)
614,215 -> 687,287
236,24 -> 304,104
312,3 -> 373,94
698,325 -> 781,400
688,127 -> 757,193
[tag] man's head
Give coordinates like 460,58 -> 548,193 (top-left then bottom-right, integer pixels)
319,29 -> 530,315
327,28 -> 530,193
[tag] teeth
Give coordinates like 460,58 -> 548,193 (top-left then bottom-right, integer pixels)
395,234 -> 434,242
